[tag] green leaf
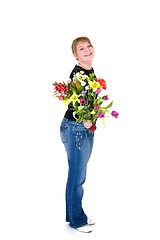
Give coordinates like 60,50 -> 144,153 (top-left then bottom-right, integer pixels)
89,73 -> 96,81
105,101 -> 113,109
73,111 -> 80,121
97,98 -> 105,105
90,109 -> 96,114
78,106 -> 85,111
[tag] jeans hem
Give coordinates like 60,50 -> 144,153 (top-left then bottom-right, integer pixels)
69,220 -> 88,229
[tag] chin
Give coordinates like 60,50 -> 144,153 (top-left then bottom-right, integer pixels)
84,54 -> 94,61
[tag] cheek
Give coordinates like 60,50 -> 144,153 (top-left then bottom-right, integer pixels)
91,49 -> 94,55
90,47 -> 94,53
77,51 -> 84,59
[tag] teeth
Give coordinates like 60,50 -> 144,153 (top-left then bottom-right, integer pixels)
85,53 -> 92,56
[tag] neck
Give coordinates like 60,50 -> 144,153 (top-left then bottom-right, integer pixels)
77,61 -> 92,70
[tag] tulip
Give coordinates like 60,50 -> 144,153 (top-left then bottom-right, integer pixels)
94,104 -> 100,110
95,88 -> 101,94
98,112 -> 104,118
80,98 -> 85,104
103,95 -> 109,100
111,111 -> 119,118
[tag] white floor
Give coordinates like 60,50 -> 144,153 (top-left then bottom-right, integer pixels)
1,143 -> 159,240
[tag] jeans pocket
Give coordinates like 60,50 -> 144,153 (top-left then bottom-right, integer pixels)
60,123 -> 68,143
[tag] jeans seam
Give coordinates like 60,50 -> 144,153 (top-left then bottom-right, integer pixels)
69,139 -> 78,227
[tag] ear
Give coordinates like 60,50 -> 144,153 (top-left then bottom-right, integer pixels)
73,52 -> 78,61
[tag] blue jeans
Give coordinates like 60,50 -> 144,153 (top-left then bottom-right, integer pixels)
60,117 -> 94,228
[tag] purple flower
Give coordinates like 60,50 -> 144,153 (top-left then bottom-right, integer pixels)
111,111 -> 119,118
103,95 -> 109,100
95,88 -> 101,94
81,90 -> 86,95
80,98 -> 85,104
98,112 -> 104,118
94,104 -> 100,110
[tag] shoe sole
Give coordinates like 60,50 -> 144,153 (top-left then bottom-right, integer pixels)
76,228 -> 93,233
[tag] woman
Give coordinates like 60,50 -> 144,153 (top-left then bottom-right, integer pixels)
60,37 -> 96,233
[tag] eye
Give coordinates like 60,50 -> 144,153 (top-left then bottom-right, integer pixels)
79,48 -> 83,51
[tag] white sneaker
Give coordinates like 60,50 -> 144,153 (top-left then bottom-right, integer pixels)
87,218 -> 96,225
76,224 -> 93,233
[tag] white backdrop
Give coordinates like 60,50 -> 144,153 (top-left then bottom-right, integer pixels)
0,0 -> 160,239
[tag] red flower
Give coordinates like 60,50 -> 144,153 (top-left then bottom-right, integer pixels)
59,83 -> 66,92
54,83 -> 68,93
96,78 -> 107,90
64,87 -> 68,92
54,84 -> 61,93
88,123 -> 97,133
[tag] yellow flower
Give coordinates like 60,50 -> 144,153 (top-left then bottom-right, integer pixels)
70,92 -> 80,106
63,98 -> 70,106
88,80 -> 101,92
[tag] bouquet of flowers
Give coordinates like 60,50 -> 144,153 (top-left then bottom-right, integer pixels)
53,71 -> 118,132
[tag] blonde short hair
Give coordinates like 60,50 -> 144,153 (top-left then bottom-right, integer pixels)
71,36 -> 93,54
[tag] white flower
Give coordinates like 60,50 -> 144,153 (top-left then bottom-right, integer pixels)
67,79 -> 71,84
80,71 -> 84,74
82,75 -> 89,80
81,81 -> 86,86
85,85 -> 89,90
75,72 -> 80,78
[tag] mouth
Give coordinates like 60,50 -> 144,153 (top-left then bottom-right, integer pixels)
84,52 -> 92,57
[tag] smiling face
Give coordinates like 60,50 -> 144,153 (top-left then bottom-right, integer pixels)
73,40 -> 95,66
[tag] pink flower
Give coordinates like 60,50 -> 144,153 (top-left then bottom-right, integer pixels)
54,84 -> 61,93
98,112 -> 104,118
60,84 -> 66,92
94,104 -> 100,110
54,83 -> 68,93
58,92 -> 65,100
103,95 -> 109,100
111,111 -> 119,118
80,98 -> 85,104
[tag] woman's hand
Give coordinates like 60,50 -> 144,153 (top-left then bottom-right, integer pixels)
83,120 -> 93,129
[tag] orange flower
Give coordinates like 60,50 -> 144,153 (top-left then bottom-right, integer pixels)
96,78 -> 107,90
